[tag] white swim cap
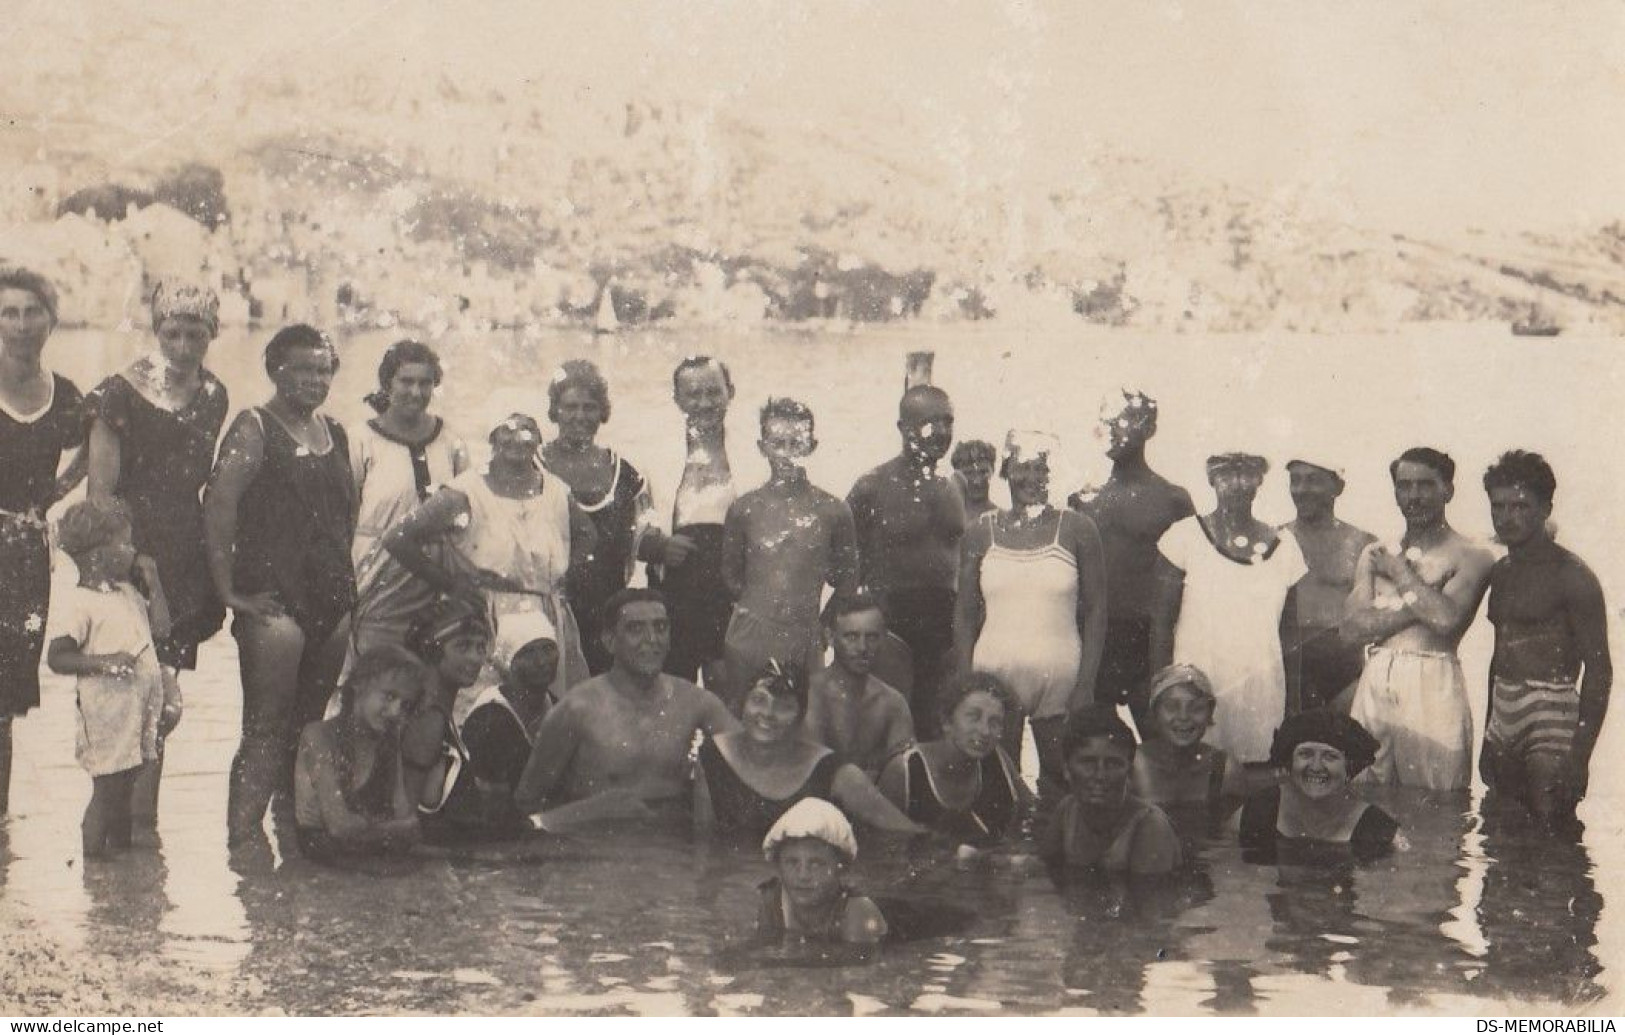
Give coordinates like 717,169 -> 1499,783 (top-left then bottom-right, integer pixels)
762,798 -> 858,863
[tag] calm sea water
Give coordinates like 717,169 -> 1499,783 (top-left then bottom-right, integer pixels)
3,321 -> 1621,1015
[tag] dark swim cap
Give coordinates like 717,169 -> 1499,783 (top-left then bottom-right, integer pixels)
1267,711 -> 1380,776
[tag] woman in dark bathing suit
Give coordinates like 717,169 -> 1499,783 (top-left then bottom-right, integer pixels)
86,281 -> 229,821
0,266 -> 85,815
206,325 -> 356,845
878,672 -> 1030,849
1237,710 -> 1398,863
694,660 -> 922,843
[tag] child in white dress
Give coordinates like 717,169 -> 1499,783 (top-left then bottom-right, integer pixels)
47,501 -> 176,857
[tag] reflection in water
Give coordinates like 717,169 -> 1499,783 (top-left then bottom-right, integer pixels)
1054,869 -> 1216,1014
1475,806 -> 1604,1006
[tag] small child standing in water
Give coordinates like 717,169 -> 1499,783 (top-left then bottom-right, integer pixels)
47,501 -> 176,858
757,798 -> 887,945
293,646 -> 425,861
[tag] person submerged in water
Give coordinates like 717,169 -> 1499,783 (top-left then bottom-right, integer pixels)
400,599 -> 493,825
756,797 -> 888,946
1130,664 -> 1247,817
695,658 -> 923,843
1237,711 -> 1398,863
1040,707 -> 1183,877
877,672 -> 1029,850
293,647 -> 424,862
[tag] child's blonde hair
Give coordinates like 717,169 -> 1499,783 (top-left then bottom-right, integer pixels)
55,500 -> 131,562
338,646 -> 428,716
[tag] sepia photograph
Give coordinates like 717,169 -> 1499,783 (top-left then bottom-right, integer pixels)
0,0 -> 1622,1018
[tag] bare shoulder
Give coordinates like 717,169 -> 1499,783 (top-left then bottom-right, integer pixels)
1450,532 -> 1497,574
1557,548 -> 1606,601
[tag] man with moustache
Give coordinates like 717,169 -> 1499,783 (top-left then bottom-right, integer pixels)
1068,389 -> 1194,728
1280,456 -> 1376,713
1341,447 -> 1494,791
804,589 -> 915,778
1480,451 -> 1611,830
847,385 -> 967,737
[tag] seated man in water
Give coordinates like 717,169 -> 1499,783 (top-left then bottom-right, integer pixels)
514,588 -> 738,826
1130,664 -> 1246,817
722,397 -> 859,712
804,590 -> 916,778
757,797 -> 888,946
1341,447 -> 1495,791
293,647 -> 424,862
1479,451 -> 1612,831
1040,707 -> 1182,877
951,439 -> 998,523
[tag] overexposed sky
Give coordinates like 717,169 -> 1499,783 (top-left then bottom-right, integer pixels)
20,0 -> 1625,234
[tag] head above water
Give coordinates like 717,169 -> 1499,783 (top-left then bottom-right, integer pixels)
1062,706 -> 1139,763
600,587 -> 671,679
340,645 -> 428,733
507,637 -> 560,694
1267,710 -> 1379,778
1286,459 -> 1346,521
405,598 -> 494,671
758,396 -> 817,464
938,672 -> 1016,760
744,658 -> 811,734
898,385 -> 954,463
366,339 -> 442,415
762,797 -> 858,864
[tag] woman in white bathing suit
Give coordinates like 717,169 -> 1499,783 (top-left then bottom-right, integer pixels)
1151,453 -> 1307,764
956,430 -> 1107,795
385,413 -> 592,702
348,340 -> 470,657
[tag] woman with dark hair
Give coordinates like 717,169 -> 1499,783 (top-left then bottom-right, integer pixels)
1040,707 -> 1183,876
694,659 -> 922,843
205,324 -> 357,845
540,359 -> 666,675
878,672 -> 1030,847
347,340 -> 470,655
0,266 -> 86,813
1237,711 -> 1398,861
86,280 -> 230,821
385,412 -> 591,702
1152,452 -> 1307,764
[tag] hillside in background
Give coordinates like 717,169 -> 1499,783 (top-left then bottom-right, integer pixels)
2,4 -> 1621,333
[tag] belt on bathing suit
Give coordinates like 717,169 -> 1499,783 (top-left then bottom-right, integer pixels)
1365,644 -> 1454,662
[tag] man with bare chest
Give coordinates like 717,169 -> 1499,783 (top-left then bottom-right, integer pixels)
514,589 -> 737,825
804,590 -> 915,778
1281,457 -> 1376,713
1068,390 -> 1193,727
1341,447 -> 1494,791
847,386 -> 966,736
721,398 -> 859,712
1479,451 -> 1611,829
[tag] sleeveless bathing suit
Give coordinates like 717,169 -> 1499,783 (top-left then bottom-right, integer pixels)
899,745 -> 1021,847
698,737 -> 842,841
1238,785 -> 1398,863
972,514 -> 1082,719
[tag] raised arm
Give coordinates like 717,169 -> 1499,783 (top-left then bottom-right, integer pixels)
1066,511 -> 1108,711
383,486 -> 480,606
1387,546 -> 1494,640
1339,543 -> 1414,647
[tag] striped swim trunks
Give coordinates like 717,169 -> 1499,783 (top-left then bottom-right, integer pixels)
1485,675 -> 1580,762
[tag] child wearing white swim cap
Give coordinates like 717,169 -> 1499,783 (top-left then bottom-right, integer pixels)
757,798 -> 888,945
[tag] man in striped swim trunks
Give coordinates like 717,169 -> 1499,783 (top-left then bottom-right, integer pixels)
1341,447 -> 1495,791
1481,451 -> 1612,830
